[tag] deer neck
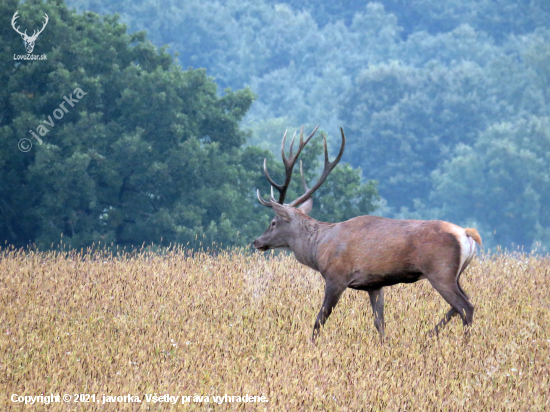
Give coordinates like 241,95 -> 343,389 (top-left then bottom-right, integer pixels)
288,215 -> 330,271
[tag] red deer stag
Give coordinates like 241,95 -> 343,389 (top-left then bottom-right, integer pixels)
253,126 -> 482,342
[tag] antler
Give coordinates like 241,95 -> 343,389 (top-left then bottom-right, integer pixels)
11,11 -> 26,37
256,126 -> 346,208
257,125 -> 319,206
29,13 -> 48,40
288,127 -> 346,207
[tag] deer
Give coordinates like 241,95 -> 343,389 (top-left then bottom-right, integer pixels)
11,11 -> 49,54
253,126 -> 482,342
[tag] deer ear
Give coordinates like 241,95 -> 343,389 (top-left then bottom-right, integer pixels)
298,198 -> 313,215
271,202 -> 292,222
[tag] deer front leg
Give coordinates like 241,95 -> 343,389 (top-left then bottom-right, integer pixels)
368,288 -> 385,341
312,281 -> 345,342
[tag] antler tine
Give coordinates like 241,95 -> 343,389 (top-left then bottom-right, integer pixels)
288,130 -> 297,158
260,129 -> 293,206
289,127 -> 346,208
254,185 -> 279,208
290,124 -> 319,163
280,129 -> 288,163
303,124 -> 319,146
290,126 -> 303,158
335,127 -> 347,162
256,189 -> 272,207
263,158 -> 283,191
270,186 -> 277,203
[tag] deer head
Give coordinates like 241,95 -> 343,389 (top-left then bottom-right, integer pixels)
12,11 -> 49,54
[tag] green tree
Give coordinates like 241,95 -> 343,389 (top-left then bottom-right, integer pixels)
381,0 -> 550,41
431,116 -> 550,249
339,56 -> 506,209
0,0 -> 261,249
0,0 -> 378,250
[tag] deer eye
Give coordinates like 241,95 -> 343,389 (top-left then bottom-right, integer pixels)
271,221 -> 276,227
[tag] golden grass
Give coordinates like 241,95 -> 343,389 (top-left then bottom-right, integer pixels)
1,246 -> 549,411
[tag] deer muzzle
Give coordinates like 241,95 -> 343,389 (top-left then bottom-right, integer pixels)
253,238 -> 268,251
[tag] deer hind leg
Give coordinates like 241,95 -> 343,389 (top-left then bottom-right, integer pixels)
428,231 -> 476,337
368,288 -> 385,341
428,276 -> 474,336
430,271 -> 471,336
312,280 -> 345,342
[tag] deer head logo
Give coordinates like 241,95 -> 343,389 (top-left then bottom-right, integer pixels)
11,11 -> 49,54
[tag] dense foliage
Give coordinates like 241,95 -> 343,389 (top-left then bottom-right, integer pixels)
0,0 -> 378,249
65,0 -> 550,250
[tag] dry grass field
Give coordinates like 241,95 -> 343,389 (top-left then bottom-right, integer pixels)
1,245 -> 549,411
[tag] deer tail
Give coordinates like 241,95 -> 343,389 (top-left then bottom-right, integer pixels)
465,228 -> 482,246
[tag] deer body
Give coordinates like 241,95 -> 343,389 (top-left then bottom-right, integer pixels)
253,126 -> 481,341
313,216 -> 474,286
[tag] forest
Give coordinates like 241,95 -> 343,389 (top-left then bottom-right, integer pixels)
1,0 -> 550,251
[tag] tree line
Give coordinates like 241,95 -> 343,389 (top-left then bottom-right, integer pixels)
64,0 -> 550,250
0,0 -> 377,250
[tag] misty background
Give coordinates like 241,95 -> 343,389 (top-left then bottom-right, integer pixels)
1,0 -> 549,252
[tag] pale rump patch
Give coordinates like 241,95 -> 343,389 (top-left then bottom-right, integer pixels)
442,222 -> 477,278
458,231 -> 477,277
